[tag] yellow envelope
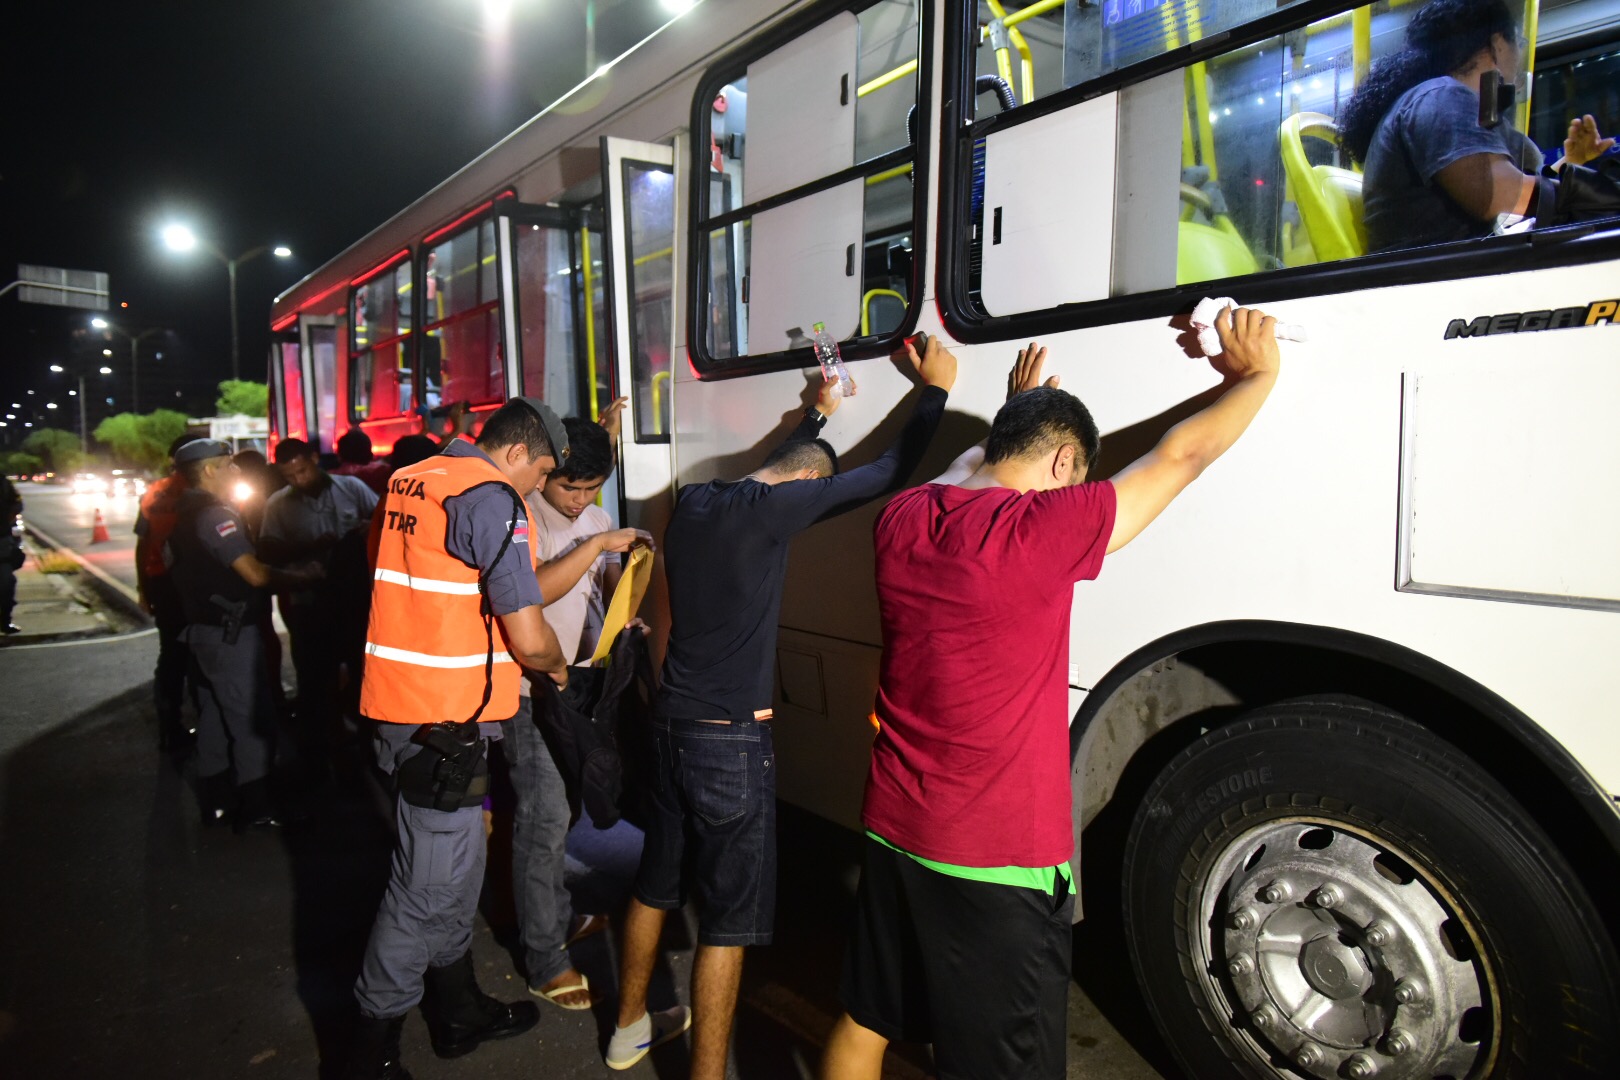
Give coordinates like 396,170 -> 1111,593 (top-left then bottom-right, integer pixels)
587,544 -> 653,664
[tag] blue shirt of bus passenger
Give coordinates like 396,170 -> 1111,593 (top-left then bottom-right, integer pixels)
1362,77 -> 1543,254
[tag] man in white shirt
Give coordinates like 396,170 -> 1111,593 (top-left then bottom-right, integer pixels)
261,439 -> 379,776
509,401 -> 651,1010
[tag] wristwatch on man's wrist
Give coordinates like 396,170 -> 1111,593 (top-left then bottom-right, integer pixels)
804,406 -> 828,426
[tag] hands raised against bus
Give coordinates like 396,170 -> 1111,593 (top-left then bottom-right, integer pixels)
1563,115 -> 1615,168
901,333 -> 957,392
598,396 -> 629,442
1008,342 -> 1061,399
814,375 -> 852,418
1211,305 -> 1280,381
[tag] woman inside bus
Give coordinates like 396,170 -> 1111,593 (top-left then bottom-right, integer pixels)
1341,0 -> 1614,253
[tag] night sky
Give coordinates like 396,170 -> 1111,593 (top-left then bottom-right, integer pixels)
2,0 -> 669,449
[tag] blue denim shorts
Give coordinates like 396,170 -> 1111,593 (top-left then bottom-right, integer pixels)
633,716 -> 776,946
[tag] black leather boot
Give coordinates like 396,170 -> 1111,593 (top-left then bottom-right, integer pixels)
422,951 -> 539,1058
347,1014 -> 411,1080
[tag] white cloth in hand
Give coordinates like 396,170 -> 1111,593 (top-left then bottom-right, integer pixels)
1190,296 -> 1307,357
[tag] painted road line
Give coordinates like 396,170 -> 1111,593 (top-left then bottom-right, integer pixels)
3,626 -> 158,651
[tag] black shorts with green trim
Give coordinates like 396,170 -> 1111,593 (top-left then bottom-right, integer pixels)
838,836 -> 1074,1080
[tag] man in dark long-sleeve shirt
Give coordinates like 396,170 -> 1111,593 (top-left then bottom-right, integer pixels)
607,339 -> 958,1078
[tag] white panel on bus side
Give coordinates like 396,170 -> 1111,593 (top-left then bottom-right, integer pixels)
1401,361 -> 1620,608
743,11 -> 859,206
747,178 -> 865,355
980,94 -> 1119,316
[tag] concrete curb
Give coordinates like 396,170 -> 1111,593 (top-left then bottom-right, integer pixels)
23,522 -> 150,626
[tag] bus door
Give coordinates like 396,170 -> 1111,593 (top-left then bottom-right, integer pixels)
497,200 -> 620,523
298,315 -> 340,454
267,334 -> 307,455
600,135 -> 682,530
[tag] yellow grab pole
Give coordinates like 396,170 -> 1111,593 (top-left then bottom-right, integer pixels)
1352,7 -> 1372,85
858,58 -> 918,98
1517,0 -> 1539,132
580,227 -> 601,422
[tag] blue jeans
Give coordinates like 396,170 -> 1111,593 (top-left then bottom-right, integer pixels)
503,696 -> 576,987
633,717 -> 776,946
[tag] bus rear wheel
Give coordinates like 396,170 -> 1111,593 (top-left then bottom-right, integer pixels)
1121,696 -> 1619,1080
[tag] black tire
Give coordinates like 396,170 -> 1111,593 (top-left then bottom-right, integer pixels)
1122,696 -> 1620,1080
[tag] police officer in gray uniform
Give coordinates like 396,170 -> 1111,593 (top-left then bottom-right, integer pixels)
165,440 -> 321,828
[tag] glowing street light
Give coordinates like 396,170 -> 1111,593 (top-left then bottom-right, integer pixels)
90,316 -> 164,412
161,221 -> 294,378
101,348 -> 113,357
99,366 -> 114,375
50,364 -> 64,373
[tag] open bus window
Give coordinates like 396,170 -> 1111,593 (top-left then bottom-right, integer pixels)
422,218 -> 503,412
515,220 -> 609,423
695,0 -> 922,368
278,341 -> 307,441
960,0 -> 1611,321
623,165 -> 676,442
349,260 -> 412,421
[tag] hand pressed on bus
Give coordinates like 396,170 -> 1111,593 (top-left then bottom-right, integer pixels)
1106,304 -> 1281,554
1009,341 -> 1061,398
900,333 -> 958,392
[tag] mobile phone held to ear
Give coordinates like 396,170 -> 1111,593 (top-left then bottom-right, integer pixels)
1479,69 -> 1516,129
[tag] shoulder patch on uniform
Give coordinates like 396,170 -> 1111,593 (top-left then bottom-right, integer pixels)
215,519 -> 239,539
511,518 -> 529,545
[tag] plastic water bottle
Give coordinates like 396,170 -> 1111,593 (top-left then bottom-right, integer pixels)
810,322 -> 855,398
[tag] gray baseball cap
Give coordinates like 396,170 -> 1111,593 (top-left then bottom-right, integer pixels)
511,396 -> 571,463
172,438 -> 233,465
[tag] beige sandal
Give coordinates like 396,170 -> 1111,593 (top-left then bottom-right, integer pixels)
532,972 -> 592,1010
565,913 -> 609,947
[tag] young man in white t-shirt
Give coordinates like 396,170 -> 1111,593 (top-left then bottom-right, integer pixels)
507,400 -> 651,1009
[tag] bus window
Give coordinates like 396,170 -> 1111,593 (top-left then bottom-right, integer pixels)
278,341 -> 307,442
349,260 -> 412,421
307,324 -> 339,452
514,219 -> 609,422
694,0 -> 923,370
1530,42 -> 1620,157
623,164 -> 676,441
422,218 -> 504,411
958,0 -> 1592,322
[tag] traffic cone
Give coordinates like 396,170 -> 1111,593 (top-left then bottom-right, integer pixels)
91,508 -> 111,544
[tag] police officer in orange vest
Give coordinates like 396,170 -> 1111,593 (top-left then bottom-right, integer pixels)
348,397 -> 572,1080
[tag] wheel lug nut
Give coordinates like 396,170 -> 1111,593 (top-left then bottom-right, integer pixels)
1364,920 -> 1395,946
1393,977 -> 1425,1004
1228,955 -> 1254,976
1251,1005 -> 1278,1029
1312,884 -> 1343,908
1258,880 -> 1293,904
1230,906 -> 1259,930
1345,1052 -> 1378,1078
1295,1044 -> 1323,1067
1385,1028 -> 1416,1055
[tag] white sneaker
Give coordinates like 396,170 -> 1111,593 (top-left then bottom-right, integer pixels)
605,1005 -> 692,1070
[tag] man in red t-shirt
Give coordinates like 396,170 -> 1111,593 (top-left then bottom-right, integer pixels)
822,308 -> 1282,1080
136,433 -> 207,752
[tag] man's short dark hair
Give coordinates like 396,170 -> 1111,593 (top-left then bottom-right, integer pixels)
984,388 -> 1101,472
553,418 -> 613,483
762,438 -> 838,478
337,430 -> 374,465
274,438 -> 316,464
388,434 -> 440,470
477,401 -> 555,463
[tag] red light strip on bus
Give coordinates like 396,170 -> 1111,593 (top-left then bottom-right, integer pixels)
423,201 -> 494,246
351,250 -> 411,287
271,313 -> 298,332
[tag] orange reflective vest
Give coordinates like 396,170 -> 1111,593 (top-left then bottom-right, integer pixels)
360,453 -> 538,725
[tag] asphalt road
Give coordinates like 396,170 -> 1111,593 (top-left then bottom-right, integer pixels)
16,480 -> 142,595
0,626 -> 1181,1080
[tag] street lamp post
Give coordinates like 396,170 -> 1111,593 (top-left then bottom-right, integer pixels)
49,363 -> 111,452
162,224 -> 291,381
91,318 -> 162,413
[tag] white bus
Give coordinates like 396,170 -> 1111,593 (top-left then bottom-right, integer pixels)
269,0 -> 1620,1075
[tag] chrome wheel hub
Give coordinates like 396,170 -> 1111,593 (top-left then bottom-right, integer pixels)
1196,819 -> 1493,1079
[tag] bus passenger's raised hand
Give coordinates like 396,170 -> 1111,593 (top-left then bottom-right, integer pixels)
1564,114 -> 1616,168
1008,341 -> 1060,399
902,333 -> 957,392
598,396 -> 629,441
1211,305 -> 1280,381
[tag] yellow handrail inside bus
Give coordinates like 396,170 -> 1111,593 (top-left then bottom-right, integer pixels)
858,59 -> 918,98
985,0 -> 1035,104
651,370 -> 671,435
1517,0 -> 1538,131
866,163 -> 913,186
581,228 -> 601,422
1351,7 -> 1372,84
634,245 -> 673,267
861,289 -> 906,335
